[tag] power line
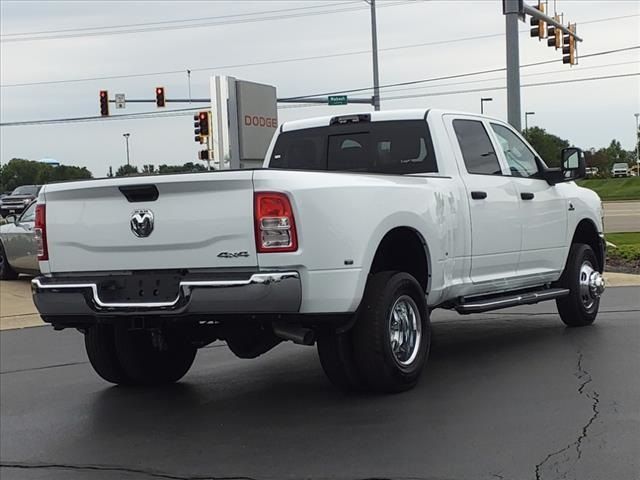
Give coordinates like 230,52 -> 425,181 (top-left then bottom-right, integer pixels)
0,1 -> 413,43
2,72 -> 637,127
1,15 -> 637,88
381,60 -> 638,95
279,46 -> 640,100
383,72 -> 639,102
0,2 -> 361,37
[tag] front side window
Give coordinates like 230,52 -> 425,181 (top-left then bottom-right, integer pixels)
491,123 -> 539,178
453,119 -> 501,175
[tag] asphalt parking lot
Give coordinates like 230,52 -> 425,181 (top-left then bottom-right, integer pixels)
1,285 -> 638,480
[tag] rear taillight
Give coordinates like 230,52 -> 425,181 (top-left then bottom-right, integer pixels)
254,192 -> 298,253
34,204 -> 48,261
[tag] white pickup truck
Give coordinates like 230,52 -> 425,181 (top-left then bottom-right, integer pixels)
32,109 -> 605,392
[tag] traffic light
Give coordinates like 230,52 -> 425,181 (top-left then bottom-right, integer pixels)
530,1 -> 546,39
194,112 -> 210,144
198,111 -> 210,136
563,23 -> 577,65
198,150 -> 210,161
546,15 -> 561,49
155,87 -> 166,107
99,90 -> 109,117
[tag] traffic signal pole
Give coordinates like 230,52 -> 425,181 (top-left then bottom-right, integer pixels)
504,0 -> 522,131
502,0 -> 582,132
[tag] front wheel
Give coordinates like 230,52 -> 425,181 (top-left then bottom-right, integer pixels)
352,271 -> 430,393
556,243 -> 605,327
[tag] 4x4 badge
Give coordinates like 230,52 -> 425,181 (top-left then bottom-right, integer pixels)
130,209 -> 154,238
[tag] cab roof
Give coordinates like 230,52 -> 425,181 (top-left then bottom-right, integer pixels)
280,108 -> 505,132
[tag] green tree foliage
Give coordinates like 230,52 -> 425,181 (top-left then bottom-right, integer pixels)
115,164 -> 139,177
0,158 -> 92,192
157,162 -> 207,174
523,127 -> 569,167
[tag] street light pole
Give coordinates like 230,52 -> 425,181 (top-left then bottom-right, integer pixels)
123,133 -> 131,166
480,97 -> 493,115
368,0 -> 381,111
525,111 -> 535,133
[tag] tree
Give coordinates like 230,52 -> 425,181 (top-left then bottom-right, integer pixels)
157,162 -> 207,174
0,158 -> 92,192
115,164 -> 139,177
605,139 -> 629,165
523,127 -> 570,167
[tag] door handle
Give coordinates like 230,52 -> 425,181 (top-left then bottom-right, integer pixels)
521,192 -> 535,200
471,191 -> 487,200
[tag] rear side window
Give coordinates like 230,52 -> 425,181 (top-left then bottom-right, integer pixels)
270,120 -> 437,174
269,127 -> 327,170
453,119 -> 501,175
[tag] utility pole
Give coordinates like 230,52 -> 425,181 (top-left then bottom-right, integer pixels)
525,111 -> 535,133
504,0 -> 522,131
368,0 -> 381,111
480,97 -> 493,115
123,133 -> 131,166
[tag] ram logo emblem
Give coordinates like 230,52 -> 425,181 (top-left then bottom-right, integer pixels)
130,209 -> 154,238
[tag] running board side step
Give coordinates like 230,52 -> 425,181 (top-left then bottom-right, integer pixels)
455,288 -> 570,314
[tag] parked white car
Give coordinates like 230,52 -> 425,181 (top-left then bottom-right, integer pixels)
31,109 -> 605,392
611,162 -> 629,177
0,201 -> 39,279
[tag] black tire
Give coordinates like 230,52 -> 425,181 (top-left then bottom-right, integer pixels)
556,243 -> 601,327
0,242 -> 19,280
84,324 -> 132,385
353,271 -> 430,393
317,327 -> 366,392
114,325 -> 197,385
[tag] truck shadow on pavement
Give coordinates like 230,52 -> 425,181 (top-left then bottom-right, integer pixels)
84,315 -> 603,432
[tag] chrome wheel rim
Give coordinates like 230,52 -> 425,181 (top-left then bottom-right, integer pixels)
388,295 -> 422,366
578,261 -> 604,311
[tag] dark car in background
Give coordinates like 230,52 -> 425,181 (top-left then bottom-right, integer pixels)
0,185 -> 41,218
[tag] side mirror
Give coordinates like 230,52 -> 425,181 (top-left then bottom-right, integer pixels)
561,147 -> 586,181
543,147 -> 586,185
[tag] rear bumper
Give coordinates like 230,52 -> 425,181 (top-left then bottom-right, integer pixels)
32,271 -> 301,317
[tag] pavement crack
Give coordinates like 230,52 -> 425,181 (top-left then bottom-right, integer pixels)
0,360 -> 89,375
533,350 -> 601,480
0,461 -> 258,480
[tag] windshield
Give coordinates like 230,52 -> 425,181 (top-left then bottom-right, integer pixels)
613,163 -> 628,169
11,185 -> 39,196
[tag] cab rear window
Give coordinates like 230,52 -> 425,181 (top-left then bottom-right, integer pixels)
269,120 -> 437,174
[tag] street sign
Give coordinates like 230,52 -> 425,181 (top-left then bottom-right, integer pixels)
328,95 -> 348,106
115,93 -> 126,109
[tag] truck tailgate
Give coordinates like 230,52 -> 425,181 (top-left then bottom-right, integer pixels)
42,171 -> 258,273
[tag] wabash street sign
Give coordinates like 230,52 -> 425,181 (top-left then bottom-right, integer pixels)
328,95 -> 348,106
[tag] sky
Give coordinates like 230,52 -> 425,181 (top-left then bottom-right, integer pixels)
1,0 -> 639,177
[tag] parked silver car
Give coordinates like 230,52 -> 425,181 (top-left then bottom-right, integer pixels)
0,201 -> 39,279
